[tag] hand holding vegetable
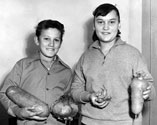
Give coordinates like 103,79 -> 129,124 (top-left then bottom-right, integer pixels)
90,87 -> 111,109
6,86 -> 50,118
30,115 -> 48,121
134,71 -> 152,100
131,72 -> 149,117
142,84 -> 151,101
90,93 -> 110,109
51,95 -> 78,120
12,106 -> 47,120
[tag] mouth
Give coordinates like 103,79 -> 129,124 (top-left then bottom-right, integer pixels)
102,32 -> 110,35
46,48 -> 56,51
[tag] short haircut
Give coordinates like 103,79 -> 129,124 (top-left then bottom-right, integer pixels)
35,19 -> 65,41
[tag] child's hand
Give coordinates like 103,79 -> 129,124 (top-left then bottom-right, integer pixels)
143,85 -> 151,100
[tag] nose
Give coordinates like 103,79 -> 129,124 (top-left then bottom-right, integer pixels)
103,22 -> 109,30
49,40 -> 54,47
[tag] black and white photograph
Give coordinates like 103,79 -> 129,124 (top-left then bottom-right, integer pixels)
0,0 -> 156,125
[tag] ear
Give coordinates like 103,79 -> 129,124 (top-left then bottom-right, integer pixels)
34,36 -> 39,46
93,23 -> 96,30
93,26 -> 95,31
118,23 -> 121,29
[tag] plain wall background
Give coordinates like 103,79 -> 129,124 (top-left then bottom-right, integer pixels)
0,0 -> 142,124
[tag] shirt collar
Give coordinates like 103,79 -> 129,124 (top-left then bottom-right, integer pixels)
90,37 -> 126,49
29,52 -> 58,63
28,52 -> 69,68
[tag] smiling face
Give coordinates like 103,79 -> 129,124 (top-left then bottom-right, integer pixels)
94,10 -> 120,43
35,28 -> 61,59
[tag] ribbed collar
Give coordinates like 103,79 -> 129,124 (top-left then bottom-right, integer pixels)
90,37 -> 126,50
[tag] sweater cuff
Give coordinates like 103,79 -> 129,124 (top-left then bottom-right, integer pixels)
79,91 -> 91,104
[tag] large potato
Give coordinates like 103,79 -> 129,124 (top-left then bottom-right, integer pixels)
131,75 -> 148,116
6,86 -> 50,117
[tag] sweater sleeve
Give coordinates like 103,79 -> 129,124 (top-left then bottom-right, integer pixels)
0,61 -> 23,116
71,54 -> 91,103
132,51 -> 156,100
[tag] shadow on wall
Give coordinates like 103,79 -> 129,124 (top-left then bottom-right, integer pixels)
83,17 -> 94,50
0,33 -> 38,125
25,33 -> 39,57
71,17 -> 94,71
0,76 -> 17,125
0,102 -> 20,125
0,102 -> 9,125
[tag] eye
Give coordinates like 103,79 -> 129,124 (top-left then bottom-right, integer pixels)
109,20 -> 116,25
54,38 -> 61,43
43,37 -> 50,41
97,20 -> 104,25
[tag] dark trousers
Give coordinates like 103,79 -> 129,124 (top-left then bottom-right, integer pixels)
81,123 -> 86,125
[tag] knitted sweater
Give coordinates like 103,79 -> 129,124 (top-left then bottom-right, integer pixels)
71,38 -> 155,125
